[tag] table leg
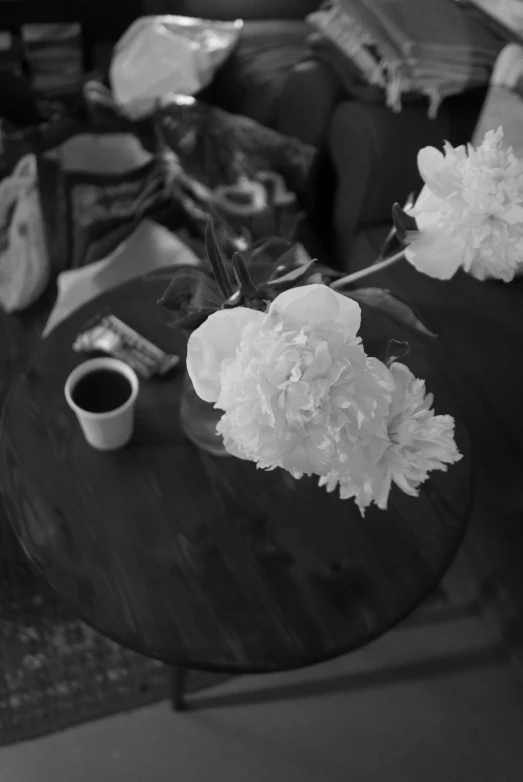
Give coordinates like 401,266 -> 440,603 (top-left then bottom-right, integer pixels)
170,665 -> 189,711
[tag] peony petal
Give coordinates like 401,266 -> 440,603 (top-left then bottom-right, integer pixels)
415,210 -> 445,230
417,147 -> 446,183
417,147 -> 461,198
501,203 -> 523,225
405,231 -> 465,280
367,357 -> 396,394
388,362 -> 414,409
269,284 -> 361,336
186,307 -> 264,402
410,184 -> 445,223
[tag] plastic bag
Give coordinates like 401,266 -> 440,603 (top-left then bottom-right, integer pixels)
110,15 -> 243,117
0,154 -> 50,312
0,83 -> 152,275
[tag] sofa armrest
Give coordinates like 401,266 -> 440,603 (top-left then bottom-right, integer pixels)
328,90 -> 486,267
277,58 -> 342,146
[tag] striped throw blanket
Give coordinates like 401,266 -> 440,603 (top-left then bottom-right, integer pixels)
308,0 -> 510,115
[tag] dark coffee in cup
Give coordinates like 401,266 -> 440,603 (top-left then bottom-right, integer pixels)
71,368 -> 133,414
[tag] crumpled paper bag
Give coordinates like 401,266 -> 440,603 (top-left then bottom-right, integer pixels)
0,154 -> 50,312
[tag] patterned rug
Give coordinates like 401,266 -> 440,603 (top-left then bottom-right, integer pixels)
0,516 -> 510,747
0,532 -> 229,748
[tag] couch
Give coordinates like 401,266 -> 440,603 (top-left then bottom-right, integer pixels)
199,12 -> 487,271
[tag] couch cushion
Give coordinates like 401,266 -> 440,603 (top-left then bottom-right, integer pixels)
201,20 -> 312,129
328,91 -> 486,269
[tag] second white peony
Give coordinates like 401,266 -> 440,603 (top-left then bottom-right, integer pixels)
406,127 -> 523,282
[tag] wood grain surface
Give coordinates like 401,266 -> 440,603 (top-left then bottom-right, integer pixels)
0,272 -> 471,673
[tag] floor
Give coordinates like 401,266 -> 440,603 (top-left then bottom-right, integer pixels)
2,593 -> 523,782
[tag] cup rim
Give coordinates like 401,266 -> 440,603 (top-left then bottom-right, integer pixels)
64,357 -> 139,419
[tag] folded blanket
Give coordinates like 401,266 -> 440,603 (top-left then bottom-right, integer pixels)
309,0 -> 509,115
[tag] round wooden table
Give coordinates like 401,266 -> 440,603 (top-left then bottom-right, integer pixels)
0,273 -> 472,707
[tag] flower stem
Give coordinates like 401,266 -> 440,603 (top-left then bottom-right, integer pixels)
331,249 -> 406,290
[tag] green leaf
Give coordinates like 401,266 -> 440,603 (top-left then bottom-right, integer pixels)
245,240 -> 309,287
260,259 -> 317,294
312,264 -> 346,280
222,289 -> 243,309
263,243 -> 304,283
245,237 -> 294,266
344,287 -> 437,338
158,266 -> 223,312
158,288 -> 193,313
266,263 -> 290,282
232,252 -> 257,296
205,217 -> 234,298
168,307 -> 218,331
386,339 -> 411,366
273,244 -> 302,270
249,236 -> 292,255
158,267 -> 207,311
375,194 -> 415,264
392,202 -> 418,244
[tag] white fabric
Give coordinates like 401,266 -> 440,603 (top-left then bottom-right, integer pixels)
43,219 -> 200,337
0,155 -> 50,313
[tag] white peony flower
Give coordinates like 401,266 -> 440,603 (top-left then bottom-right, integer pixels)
185,285 -> 361,404
406,127 -> 523,282
319,363 -> 462,512
215,303 -> 394,482
186,284 -> 461,513
186,307 -> 264,402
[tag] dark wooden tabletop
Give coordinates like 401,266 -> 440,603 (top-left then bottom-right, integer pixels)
352,257 -> 523,503
0,272 -> 472,674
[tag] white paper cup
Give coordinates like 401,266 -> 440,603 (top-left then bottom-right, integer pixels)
64,357 -> 139,450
